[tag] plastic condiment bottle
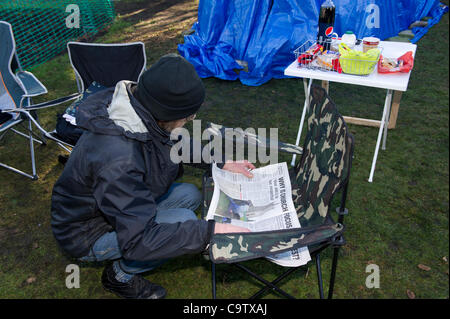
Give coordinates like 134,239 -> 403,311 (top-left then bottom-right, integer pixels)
341,31 -> 356,48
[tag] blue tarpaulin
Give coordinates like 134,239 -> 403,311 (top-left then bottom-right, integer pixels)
178,0 -> 448,86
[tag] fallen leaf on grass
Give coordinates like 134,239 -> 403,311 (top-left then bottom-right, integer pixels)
417,264 -> 431,271
443,256 -> 448,263
26,277 -> 36,284
406,289 -> 415,299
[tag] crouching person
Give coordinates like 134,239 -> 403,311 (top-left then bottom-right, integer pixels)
50,54 -> 253,299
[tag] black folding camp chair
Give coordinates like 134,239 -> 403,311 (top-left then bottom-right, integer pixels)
47,41 -> 147,154
202,85 -> 354,299
0,21 -> 79,179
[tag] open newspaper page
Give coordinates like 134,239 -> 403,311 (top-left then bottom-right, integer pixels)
206,162 -> 311,267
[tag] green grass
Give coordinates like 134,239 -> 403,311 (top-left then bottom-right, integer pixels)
0,0 -> 448,299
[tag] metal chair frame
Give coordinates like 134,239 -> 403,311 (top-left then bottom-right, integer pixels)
0,21 -> 79,179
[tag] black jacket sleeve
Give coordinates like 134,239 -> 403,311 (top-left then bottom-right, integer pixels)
92,160 -> 214,262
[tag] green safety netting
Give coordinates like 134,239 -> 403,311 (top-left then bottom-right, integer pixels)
0,0 -> 116,70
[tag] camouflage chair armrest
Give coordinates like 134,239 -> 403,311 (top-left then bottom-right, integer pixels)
206,122 -> 303,156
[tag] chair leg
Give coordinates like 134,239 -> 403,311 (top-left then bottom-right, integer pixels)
28,119 -> 38,180
0,162 -> 37,179
234,263 -> 296,299
0,120 -> 38,180
30,110 -> 47,146
211,262 -> 217,299
315,253 -> 325,299
327,246 -> 340,299
250,266 -> 298,299
10,128 -> 44,145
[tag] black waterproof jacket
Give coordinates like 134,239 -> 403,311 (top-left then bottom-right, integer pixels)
51,81 -> 214,261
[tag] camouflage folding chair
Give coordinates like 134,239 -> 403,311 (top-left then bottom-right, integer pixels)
202,85 -> 354,299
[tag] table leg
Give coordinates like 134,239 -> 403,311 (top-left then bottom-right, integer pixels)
291,78 -> 313,167
321,80 -> 329,94
388,91 -> 402,129
368,89 -> 393,183
382,92 -> 393,150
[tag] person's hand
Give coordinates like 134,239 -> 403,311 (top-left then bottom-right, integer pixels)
214,223 -> 251,234
222,160 -> 256,178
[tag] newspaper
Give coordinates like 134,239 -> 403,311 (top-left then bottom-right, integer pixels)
206,162 -> 311,267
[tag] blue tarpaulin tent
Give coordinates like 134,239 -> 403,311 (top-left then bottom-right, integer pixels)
178,0 -> 448,86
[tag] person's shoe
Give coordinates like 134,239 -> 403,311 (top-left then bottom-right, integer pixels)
101,263 -> 166,299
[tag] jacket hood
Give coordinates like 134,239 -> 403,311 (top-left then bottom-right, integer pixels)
107,81 -> 148,134
76,80 -> 171,144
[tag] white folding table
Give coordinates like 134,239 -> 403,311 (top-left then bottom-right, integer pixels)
284,40 -> 417,182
